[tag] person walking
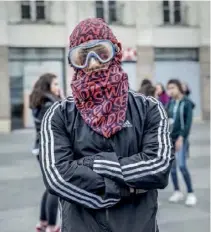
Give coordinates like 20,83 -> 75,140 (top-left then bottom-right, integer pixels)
155,83 -> 170,107
139,79 -> 156,97
40,18 -> 174,232
166,79 -> 197,206
182,82 -> 195,109
29,73 -> 61,232
182,82 -> 195,158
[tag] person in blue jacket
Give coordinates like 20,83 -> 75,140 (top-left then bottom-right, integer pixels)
166,79 -> 197,206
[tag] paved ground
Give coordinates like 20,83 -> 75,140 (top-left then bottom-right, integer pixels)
0,122 -> 210,232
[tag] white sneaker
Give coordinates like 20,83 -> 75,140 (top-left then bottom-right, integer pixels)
185,193 -> 197,206
169,191 -> 184,203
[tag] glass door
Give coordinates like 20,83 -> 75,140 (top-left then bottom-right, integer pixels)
23,61 -> 64,128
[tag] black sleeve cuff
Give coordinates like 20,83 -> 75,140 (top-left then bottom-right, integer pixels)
77,156 -> 95,169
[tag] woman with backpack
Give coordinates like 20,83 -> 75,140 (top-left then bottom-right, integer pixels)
30,73 -> 61,232
166,79 -> 197,207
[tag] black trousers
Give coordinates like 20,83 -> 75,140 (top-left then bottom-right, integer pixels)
40,190 -> 59,225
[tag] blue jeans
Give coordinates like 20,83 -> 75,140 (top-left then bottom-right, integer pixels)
171,140 -> 193,193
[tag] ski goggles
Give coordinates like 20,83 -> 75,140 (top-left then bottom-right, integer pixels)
68,40 -> 117,69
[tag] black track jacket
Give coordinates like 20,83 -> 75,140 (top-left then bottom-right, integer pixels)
40,90 -> 174,232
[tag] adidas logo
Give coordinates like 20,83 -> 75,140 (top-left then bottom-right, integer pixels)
123,120 -> 132,128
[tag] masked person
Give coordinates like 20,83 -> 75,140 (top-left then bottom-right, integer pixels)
40,18 -> 174,232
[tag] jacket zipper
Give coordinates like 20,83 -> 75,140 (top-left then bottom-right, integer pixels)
106,209 -> 113,232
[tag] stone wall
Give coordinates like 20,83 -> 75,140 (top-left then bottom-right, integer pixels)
0,46 -> 10,132
136,46 -> 154,89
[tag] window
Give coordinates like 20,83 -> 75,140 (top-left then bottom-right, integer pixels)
9,61 -> 24,129
95,0 -> 118,24
163,0 -> 182,25
96,1 -> 104,19
21,0 -> 46,21
36,1 -> 45,20
174,1 -> 181,24
21,1 -> 31,20
155,48 -> 199,61
108,1 -> 117,23
163,1 -> 170,23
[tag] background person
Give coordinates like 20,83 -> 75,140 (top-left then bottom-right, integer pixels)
29,73 -> 61,232
155,83 -> 170,107
139,79 -> 156,97
166,79 -> 197,207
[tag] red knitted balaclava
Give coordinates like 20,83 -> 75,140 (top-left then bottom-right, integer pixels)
69,18 -> 129,138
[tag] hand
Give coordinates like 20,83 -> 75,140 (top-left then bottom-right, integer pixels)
77,156 -> 95,168
175,136 -> 183,152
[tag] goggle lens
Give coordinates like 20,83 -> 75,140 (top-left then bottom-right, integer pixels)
68,40 -> 115,68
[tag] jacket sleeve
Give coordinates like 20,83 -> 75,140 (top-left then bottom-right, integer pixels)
119,97 -> 174,189
34,102 -> 54,134
92,97 -> 174,190
40,101 -> 120,209
179,101 -> 193,138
